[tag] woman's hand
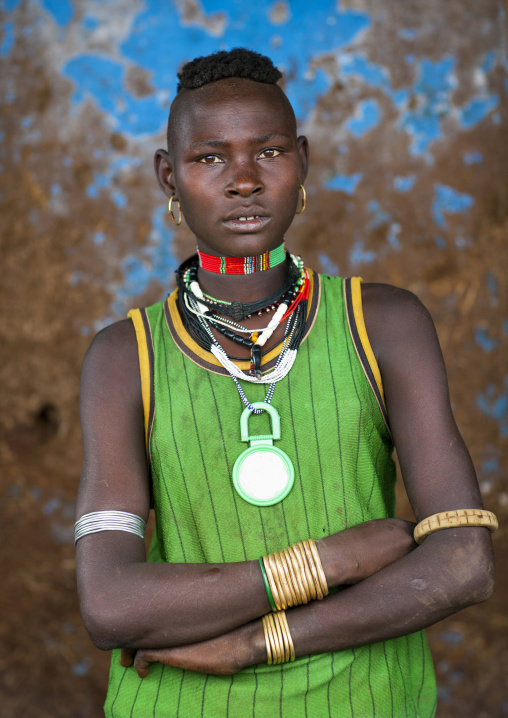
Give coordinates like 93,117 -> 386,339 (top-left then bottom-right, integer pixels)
318,518 -> 416,587
121,620 -> 266,678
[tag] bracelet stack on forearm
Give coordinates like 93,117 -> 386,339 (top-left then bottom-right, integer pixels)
262,611 -> 295,664
260,539 -> 328,611
259,539 -> 328,665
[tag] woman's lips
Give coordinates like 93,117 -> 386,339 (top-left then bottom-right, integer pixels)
222,216 -> 270,232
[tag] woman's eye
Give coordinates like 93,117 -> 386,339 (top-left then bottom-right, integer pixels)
259,148 -> 281,159
198,155 -> 222,164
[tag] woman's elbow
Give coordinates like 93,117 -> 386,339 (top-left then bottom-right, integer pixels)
446,528 -> 495,607
79,588 -> 133,651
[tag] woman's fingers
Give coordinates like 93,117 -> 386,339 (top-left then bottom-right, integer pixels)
120,647 -> 136,667
134,649 -> 155,678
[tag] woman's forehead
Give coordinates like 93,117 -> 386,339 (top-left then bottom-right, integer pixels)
168,78 -> 297,149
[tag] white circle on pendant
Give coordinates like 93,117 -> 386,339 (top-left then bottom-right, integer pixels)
237,448 -> 290,502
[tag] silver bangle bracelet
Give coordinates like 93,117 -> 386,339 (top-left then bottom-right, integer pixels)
74,510 -> 146,545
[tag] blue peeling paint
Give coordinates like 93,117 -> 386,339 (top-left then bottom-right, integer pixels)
1,0 -> 22,11
437,686 -> 452,702
482,450 -> 500,478
438,630 -> 463,646
475,327 -> 499,353
391,88 -> 410,110
111,190 -> 127,208
399,56 -> 456,157
344,98 -> 381,137
43,497 -> 62,515
82,16 -> 100,32
387,223 -> 402,250
463,151 -> 482,165
457,95 -> 499,129
337,52 -> 390,90
72,660 -> 90,677
482,50 -> 497,73
94,231 -> 105,245
104,205 -> 178,319
41,0 -> 74,27
394,175 -> 416,192
476,378 -> 508,436
318,253 -> 339,275
118,1 -> 370,122
0,21 -> 15,56
325,173 -> 362,194
86,172 -> 110,199
405,54 -> 416,66
350,240 -> 377,266
398,28 -> 417,40
367,200 -> 390,229
432,183 -> 474,229
64,55 -> 166,136
486,271 -> 498,306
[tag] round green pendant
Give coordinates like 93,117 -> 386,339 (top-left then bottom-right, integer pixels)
232,402 -> 294,507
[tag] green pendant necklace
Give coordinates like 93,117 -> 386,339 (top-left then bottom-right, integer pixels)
232,402 -> 295,506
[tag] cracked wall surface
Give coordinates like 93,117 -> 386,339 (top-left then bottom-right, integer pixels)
1,1 -> 507,715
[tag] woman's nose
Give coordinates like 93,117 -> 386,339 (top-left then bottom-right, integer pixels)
225,161 -> 264,197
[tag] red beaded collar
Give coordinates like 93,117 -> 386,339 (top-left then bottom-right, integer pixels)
197,242 -> 286,275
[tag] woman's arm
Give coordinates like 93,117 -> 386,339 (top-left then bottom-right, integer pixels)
76,317 -> 416,651
128,284 -> 494,675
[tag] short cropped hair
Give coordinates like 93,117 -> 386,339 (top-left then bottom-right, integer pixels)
176,48 -> 283,92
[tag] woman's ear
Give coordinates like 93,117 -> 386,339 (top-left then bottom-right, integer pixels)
154,149 -> 176,198
297,135 -> 309,183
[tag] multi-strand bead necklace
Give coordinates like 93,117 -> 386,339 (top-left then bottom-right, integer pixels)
176,243 -> 309,506
175,243 -> 309,414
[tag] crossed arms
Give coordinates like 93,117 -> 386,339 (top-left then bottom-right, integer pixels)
76,283 -> 494,676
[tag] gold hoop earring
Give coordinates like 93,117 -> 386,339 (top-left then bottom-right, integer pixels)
296,185 -> 306,215
168,195 -> 182,226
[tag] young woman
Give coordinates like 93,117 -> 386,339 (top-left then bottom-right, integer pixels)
76,49 -> 496,717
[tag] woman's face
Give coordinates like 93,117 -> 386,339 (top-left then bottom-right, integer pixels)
155,78 -> 308,258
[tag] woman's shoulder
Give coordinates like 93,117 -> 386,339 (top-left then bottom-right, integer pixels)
361,281 -> 440,367
81,319 -> 140,394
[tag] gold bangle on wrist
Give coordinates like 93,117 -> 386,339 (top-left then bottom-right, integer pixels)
414,509 -> 498,544
302,540 -> 324,600
294,542 -> 317,600
262,610 -> 296,665
266,554 -> 287,610
278,610 -> 296,662
281,548 -> 303,604
286,546 -> 309,604
277,550 -> 300,606
260,538 -> 329,610
308,539 -> 329,596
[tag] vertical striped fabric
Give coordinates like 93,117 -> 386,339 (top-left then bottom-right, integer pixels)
105,274 -> 436,718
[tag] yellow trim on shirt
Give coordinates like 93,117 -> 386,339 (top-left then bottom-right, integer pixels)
127,309 -> 151,444
350,277 -> 386,407
167,269 -> 315,372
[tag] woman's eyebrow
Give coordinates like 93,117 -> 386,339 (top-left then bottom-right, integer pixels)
189,133 -> 292,150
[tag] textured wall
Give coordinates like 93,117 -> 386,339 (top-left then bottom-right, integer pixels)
1,1 -> 507,716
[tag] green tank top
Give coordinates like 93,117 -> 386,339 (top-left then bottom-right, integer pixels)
104,273 -> 436,717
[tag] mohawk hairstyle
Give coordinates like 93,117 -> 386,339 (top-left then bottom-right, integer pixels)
176,48 -> 283,92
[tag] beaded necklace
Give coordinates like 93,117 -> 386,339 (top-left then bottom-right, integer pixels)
198,241 -> 286,275
175,252 -> 309,507
178,254 -> 308,379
